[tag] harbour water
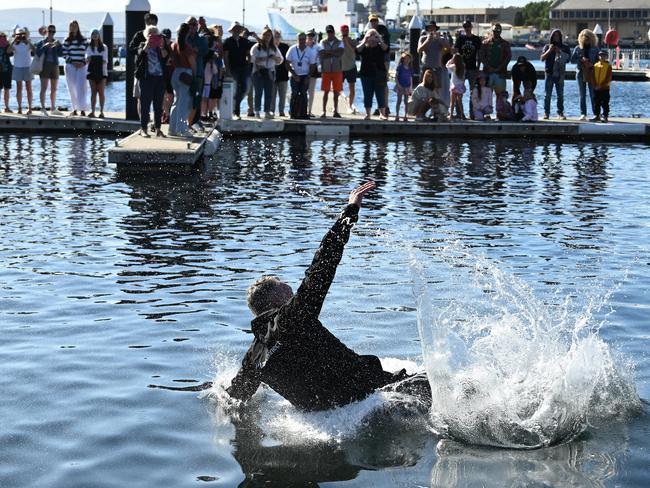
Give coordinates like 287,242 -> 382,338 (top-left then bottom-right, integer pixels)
1,134 -> 649,487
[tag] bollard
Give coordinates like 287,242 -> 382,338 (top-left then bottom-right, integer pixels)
408,14 -> 423,84
220,79 -> 234,120
125,0 -> 151,120
102,13 -> 114,80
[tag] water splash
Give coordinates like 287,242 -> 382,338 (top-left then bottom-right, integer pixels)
411,242 -> 642,449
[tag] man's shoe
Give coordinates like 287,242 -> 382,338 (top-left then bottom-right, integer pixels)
264,112 -> 273,119
543,113 -> 549,120
320,112 -> 326,118
557,114 -> 566,120
589,116 -> 600,122
602,117 -> 608,123
579,114 -> 587,121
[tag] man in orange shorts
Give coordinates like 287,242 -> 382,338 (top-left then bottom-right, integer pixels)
319,24 -> 344,118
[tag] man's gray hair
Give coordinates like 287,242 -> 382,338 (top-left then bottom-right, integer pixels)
247,275 -> 286,316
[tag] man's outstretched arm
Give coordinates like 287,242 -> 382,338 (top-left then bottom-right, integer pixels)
226,347 -> 262,402
282,182 -> 376,325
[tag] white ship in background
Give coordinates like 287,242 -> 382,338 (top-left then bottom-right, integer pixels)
268,0 -> 388,37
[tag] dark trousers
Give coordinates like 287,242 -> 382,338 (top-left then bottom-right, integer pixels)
360,76 -> 387,109
253,70 -> 274,113
593,89 -> 610,118
289,75 -> 309,119
139,75 -> 165,130
231,65 -> 251,116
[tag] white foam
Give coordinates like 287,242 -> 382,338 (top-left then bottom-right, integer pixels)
411,242 -> 643,449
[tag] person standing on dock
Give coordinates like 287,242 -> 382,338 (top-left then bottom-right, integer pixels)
305,30 -> 320,118
11,28 -> 35,115
85,30 -> 108,119
418,21 -> 450,111
0,32 -> 12,113
285,32 -> 317,119
223,22 -> 254,121
570,29 -> 599,121
35,25 -> 63,116
319,25 -> 344,118
271,30 -> 290,117
540,29 -> 569,120
340,24 -> 358,115
454,20 -> 481,119
62,21 -> 89,117
250,27 -> 284,119
169,23 -> 197,136
591,50 -> 612,123
366,14 -> 391,116
356,28 -> 389,120
128,13 -> 159,118
136,26 -> 168,137
479,24 -> 511,112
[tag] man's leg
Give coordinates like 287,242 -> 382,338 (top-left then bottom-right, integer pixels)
556,77 -> 565,117
544,75 -> 553,117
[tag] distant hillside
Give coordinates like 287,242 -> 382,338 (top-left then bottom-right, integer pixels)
0,8 -> 244,42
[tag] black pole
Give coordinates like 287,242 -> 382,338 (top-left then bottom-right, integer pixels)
125,0 -> 150,120
408,14 -> 422,84
102,13 -> 114,81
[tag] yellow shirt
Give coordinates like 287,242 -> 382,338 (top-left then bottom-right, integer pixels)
593,60 -> 612,90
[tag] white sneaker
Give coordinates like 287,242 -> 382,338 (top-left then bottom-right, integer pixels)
41,109 -> 49,116
233,115 -> 241,120
191,123 -> 204,133
579,114 -> 587,121
264,112 -> 273,119
51,109 -> 63,115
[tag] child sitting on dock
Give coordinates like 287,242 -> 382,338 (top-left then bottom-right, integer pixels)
520,87 -> 538,122
393,52 -> 413,122
496,90 -> 514,121
591,50 -> 612,123
409,68 -> 445,121
470,74 -> 492,121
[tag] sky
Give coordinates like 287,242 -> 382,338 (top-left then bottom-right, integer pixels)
12,0 -> 529,25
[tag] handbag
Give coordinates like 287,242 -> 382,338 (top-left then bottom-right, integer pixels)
30,53 -> 44,75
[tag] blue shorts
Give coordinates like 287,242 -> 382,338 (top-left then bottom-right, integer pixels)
487,73 -> 506,93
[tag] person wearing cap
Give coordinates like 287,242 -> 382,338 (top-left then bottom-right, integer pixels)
454,20 -> 481,118
540,29 -> 570,120
510,55 -> 536,105
318,25 -> 344,118
305,29 -> 320,117
35,25 -> 63,116
223,21 -> 255,120
85,29 -> 108,119
478,23 -> 511,111
128,13 -> 158,116
0,31 -> 13,113
340,24 -> 358,115
285,32 -> 317,119
418,20 -> 450,107
591,50 -> 612,122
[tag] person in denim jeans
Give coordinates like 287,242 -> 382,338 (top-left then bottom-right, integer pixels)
570,29 -> 599,120
169,23 -> 197,136
223,22 -> 254,120
540,29 -> 570,120
250,28 -> 284,118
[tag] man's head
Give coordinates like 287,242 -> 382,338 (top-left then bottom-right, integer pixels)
368,14 -> 379,28
297,32 -> 306,49
186,16 -> 198,35
228,21 -> 244,38
306,29 -> 316,45
492,23 -> 502,40
340,24 -> 349,37
462,19 -> 472,35
247,276 -> 293,316
425,21 -> 438,33
325,24 -> 336,40
144,13 -> 158,27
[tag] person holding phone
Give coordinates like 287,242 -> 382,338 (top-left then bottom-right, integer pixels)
36,25 -> 63,116
85,30 -> 108,118
0,32 -> 13,113
11,27 -> 35,115
136,26 -> 169,137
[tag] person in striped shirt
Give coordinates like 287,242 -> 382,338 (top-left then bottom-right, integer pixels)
62,20 -> 88,116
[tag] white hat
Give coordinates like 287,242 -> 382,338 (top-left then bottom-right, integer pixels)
15,27 -> 26,35
228,21 -> 244,33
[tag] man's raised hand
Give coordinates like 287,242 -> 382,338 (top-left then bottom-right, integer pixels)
348,181 -> 376,209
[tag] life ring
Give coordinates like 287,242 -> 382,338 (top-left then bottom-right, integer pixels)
604,29 -> 619,46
